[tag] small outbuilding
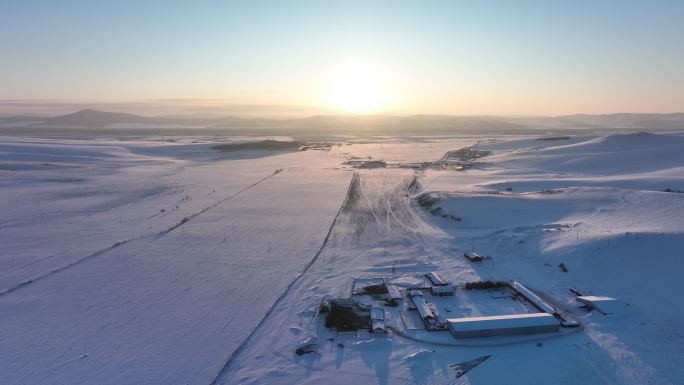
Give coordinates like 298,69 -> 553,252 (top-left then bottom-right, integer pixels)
427,271 -> 449,286
370,306 -> 387,333
371,319 -> 386,333
464,251 -> 484,262
387,285 -> 402,300
448,313 -> 560,338
431,285 -> 455,296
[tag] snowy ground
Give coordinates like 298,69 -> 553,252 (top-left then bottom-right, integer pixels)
1,132 -> 683,384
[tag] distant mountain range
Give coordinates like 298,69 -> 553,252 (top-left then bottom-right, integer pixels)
1,109 -> 683,135
511,113 -> 684,130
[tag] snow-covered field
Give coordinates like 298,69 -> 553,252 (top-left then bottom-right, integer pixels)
1,132 -> 683,384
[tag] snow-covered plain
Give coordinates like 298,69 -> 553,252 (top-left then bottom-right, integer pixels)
1,132 -> 683,385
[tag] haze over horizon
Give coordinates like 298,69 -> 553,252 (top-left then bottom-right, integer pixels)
2,0 -> 683,117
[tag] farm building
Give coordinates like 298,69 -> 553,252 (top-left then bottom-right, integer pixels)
426,271 -> 454,296
447,313 -> 560,338
510,281 -> 556,314
410,291 -> 437,328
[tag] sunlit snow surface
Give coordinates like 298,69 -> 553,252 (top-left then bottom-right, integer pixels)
1,133 -> 683,385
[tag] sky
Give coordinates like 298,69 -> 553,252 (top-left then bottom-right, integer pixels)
1,0 -> 683,116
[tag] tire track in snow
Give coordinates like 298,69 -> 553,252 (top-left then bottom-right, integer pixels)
219,172 -> 439,385
209,171 -> 357,385
155,169 -> 282,238
0,169 -> 282,299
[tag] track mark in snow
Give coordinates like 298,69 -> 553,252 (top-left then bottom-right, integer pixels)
210,172 -> 357,385
155,169 -> 282,238
0,169 -> 282,298
0,236 -> 149,298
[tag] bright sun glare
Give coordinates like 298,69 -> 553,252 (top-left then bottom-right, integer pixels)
327,59 -> 389,114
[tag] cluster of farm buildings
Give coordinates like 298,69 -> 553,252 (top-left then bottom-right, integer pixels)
319,267 -> 618,342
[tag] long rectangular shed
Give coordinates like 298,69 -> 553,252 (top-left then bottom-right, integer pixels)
510,281 -> 556,314
447,313 -> 560,338
411,296 -> 435,321
371,307 -> 385,321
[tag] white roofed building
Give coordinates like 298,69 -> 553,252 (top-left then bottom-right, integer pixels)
448,313 -> 560,338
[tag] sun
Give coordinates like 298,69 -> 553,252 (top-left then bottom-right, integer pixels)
326,59 -> 389,114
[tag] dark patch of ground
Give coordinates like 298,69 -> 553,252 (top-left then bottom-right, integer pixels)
324,305 -> 370,331
536,136 -> 571,141
362,284 -> 388,295
213,140 -> 304,152
441,147 -> 491,162
417,193 -> 440,208
463,281 -> 509,290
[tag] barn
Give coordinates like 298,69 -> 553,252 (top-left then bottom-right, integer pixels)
427,271 -> 454,296
447,313 -> 560,338
510,281 -> 556,314
409,290 -> 437,328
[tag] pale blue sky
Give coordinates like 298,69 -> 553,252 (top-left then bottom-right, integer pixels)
1,0 -> 682,115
